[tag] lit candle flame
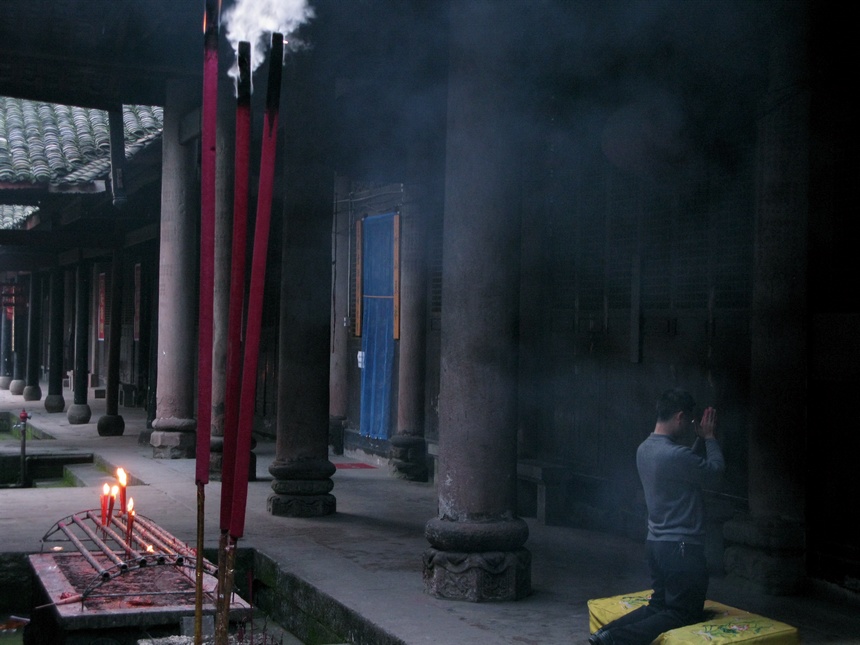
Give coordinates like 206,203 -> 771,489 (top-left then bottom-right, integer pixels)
127,497 -> 134,514
117,468 -> 127,487
103,483 -> 110,495
146,545 -> 154,553
111,485 -> 119,498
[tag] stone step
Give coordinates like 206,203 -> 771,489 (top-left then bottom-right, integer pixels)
32,478 -> 71,488
63,462 -> 115,489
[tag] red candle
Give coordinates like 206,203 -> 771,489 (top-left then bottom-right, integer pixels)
117,468 -> 127,515
107,485 -> 119,521
100,483 -> 110,525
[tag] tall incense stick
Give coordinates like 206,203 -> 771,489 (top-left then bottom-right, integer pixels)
196,1 -> 220,643
196,0 -> 220,487
230,32 -> 284,541
220,40 -> 252,534
215,39 -> 251,645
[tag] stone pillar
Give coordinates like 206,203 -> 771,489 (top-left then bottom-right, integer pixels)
23,272 -> 43,401
423,1 -> 531,602
268,52 -> 336,519
89,264 -> 101,388
9,275 -> 28,396
722,6 -> 808,595
389,191 -> 429,481
210,41 -> 236,479
151,79 -> 198,458
0,295 -> 11,389
98,252 -> 124,436
68,261 -> 92,424
328,174 -> 350,456
44,267 -> 65,413
267,209 -> 336,516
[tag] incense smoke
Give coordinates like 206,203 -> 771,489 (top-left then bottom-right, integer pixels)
223,0 -> 315,83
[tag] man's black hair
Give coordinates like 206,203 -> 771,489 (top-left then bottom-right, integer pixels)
656,388 -> 696,422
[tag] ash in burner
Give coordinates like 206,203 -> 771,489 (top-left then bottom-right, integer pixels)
55,553 -> 203,610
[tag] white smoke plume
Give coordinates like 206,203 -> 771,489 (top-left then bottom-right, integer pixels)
223,0 -> 315,84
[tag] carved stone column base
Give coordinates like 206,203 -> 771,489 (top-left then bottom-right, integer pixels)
44,394 -> 65,413
9,379 -> 25,395
389,435 -> 428,482
0,376 -> 11,390
67,403 -> 92,425
268,459 -> 336,517
723,514 -> 806,595
22,385 -> 42,401
423,548 -> 532,601
149,430 -> 196,459
268,493 -> 336,517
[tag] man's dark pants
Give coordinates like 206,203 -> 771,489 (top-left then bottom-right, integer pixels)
594,540 -> 708,645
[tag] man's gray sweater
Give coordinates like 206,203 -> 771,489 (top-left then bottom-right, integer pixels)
636,434 -> 725,544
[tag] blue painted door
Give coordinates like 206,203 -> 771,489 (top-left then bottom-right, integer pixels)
359,213 -> 397,439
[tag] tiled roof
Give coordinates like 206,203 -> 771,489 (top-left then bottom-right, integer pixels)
0,204 -> 38,229
0,98 -> 163,186
0,98 -> 163,229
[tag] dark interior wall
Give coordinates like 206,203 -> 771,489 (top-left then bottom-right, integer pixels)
513,1 -> 768,518
327,1 -> 767,486
806,1 -> 860,589
245,0 -> 853,589
312,0 -> 449,444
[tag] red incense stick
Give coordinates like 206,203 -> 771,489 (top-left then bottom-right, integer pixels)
230,32 -> 284,540
220,40 -> 252,532
195,0 -> 220,486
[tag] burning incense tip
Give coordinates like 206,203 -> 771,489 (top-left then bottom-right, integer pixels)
223,0 -> 314,81
117,468 -> 128,515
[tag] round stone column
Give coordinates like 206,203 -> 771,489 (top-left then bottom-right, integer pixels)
267,217 -> 336,517
9,275 -> 28,396
423,0 -> 530,602
44,267 -> 66,413
267,53 -> 336,518
389,194 -> 429,482
97,252 -> 124,436
150,79 -> 198,458
328,175 -> 350,455
23,271 -> 43,401
0,295 -> 11,390
67,262 -> 92,424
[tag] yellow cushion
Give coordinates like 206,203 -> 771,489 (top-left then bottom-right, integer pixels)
587,590 -> 799,644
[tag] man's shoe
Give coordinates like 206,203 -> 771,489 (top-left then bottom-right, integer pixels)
588,628 -> 611,645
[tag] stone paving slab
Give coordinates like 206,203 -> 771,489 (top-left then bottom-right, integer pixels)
1,387 -> 859,644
